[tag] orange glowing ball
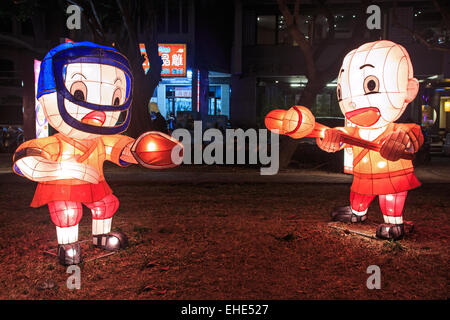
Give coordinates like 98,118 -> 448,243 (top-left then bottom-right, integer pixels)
132,132 -> 183,168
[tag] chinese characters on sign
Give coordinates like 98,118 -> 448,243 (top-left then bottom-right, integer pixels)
139,43 -> 187,77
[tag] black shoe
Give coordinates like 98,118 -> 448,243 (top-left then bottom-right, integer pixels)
331,205 -> 367,223
376,223 -> 405,240
57,242 -> 82,266
93,231 -> 128,251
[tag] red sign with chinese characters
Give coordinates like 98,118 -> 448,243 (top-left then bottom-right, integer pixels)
159,44 -> 186,77
139,43 -> 187,77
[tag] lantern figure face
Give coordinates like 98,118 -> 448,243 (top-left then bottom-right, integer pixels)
337,41 -> 419,129
36,42 -> 133,140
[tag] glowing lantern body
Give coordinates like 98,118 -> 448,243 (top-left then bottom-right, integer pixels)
265,41 -> 423,240
265,106 -> 322,138
13,42 -> 183,265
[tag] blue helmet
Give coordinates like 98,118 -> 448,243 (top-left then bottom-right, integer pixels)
37,41 -> 133,135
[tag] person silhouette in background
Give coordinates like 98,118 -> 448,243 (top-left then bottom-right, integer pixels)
148,102 -> 169,134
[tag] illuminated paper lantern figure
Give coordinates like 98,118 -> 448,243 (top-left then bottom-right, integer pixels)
13,42 -> 183,265
266,41 -> 423,240
266,106 -> 316,138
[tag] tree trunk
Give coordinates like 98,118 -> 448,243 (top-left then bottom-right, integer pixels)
21,51 -> 36,141
113,0 -> 162,138
278,81 -> 324,169
124,41 -> 162,138
126,64 -> 152,138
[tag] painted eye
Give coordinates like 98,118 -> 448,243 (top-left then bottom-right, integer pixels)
363,75 -> 379,94
337,84 -> 342,101
70,81 -> 87,101
112,88 -> 122,106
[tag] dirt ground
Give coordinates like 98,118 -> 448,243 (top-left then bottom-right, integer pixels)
0,168 -> 448,300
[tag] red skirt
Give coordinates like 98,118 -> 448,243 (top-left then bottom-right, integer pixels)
351,169 -> 421,195
30,180 -> 113,208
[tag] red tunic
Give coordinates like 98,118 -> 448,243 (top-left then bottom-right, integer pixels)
13,133 -> 134,207
344,123 -> 423,195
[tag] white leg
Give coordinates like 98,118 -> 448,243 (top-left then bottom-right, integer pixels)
92,218 -> 112,235
56,225 -> 79,244
351,208 -> 368,216
383,215 -> 403,224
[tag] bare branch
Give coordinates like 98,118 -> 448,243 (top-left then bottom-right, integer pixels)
141,1 -> 162,84
0,34 -> 46,54
431,0 -> 450,30
293,0 -> 300,25
393,0 -> 450,53
88,0 -> 105,36
277,0 -> 317,81
116,0 -> 139,59
318,3 -> 368,83
69,0 -> 106,43
313,1 -> 336,61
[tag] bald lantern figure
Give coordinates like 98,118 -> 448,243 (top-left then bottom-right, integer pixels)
317,40 -> 423,240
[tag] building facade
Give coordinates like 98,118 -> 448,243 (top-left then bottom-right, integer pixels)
0,0 -> 235,142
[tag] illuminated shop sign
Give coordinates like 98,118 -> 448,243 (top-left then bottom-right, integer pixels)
139,43 -> 187,77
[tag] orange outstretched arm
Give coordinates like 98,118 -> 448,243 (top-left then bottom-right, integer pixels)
265,106 -> 415,160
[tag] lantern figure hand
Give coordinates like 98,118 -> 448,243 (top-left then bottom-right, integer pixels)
380,129 -> 413,162
316,128 -> 342,153
130,131 -> 183,169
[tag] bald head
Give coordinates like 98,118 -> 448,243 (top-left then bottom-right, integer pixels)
337,40 -> 419,128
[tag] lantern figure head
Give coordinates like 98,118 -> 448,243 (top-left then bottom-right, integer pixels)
337,40 -> 419,129
37,41 -> 133,140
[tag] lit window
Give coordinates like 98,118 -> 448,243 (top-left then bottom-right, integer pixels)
257,15 -> 276,45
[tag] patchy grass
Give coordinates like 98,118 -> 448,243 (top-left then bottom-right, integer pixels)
382,240 -> 406,254
0,177 -> 448,300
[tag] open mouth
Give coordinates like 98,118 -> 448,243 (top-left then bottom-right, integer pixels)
345,107 -> 381,127
81,111 -> 106,126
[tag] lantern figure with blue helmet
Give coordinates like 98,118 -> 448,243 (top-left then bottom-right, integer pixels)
37,41 -> 133,138
13,42 -> 183,265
